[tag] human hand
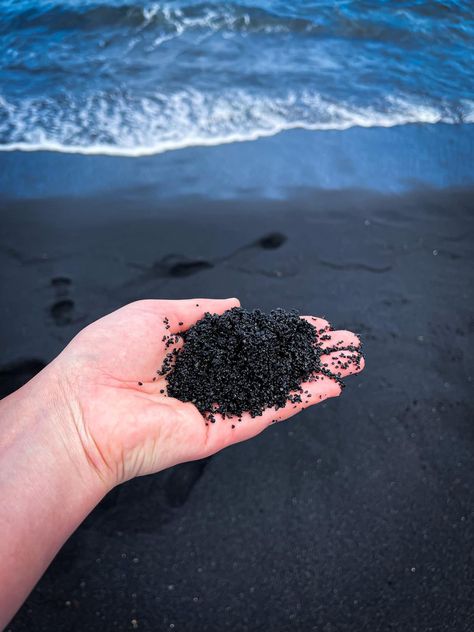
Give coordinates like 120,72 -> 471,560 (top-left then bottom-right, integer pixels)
0,297 -> 365,625
48,298 -> 364,491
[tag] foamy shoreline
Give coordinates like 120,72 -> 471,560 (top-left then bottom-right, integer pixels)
1,123 -> 473,199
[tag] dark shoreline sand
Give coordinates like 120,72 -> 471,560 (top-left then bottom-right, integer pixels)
1,126 -> 474,630
1,123 -> 474,200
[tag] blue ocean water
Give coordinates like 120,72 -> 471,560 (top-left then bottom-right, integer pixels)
0,0 -> 473,155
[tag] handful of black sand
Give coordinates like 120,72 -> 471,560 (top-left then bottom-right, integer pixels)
162,308 -> 361,421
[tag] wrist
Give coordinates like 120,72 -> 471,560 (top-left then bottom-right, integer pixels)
0,362 -> 109,626
1,362 -> 109,508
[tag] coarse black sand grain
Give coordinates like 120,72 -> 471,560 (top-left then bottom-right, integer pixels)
161,308 -> 362,420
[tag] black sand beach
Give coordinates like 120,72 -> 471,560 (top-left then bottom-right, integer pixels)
1,125 -> 474,631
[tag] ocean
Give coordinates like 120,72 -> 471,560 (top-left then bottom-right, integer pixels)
1,0 -> 473,156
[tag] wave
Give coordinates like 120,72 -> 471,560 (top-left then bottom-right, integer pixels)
2,2 -> 315,36
3,0 -> 470,44
1,90 -> 472,157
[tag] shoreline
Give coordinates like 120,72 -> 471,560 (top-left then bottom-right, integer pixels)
1,118 -> 472,159
1,123 -> 473,200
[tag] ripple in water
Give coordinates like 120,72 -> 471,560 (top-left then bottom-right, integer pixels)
0,0 -> 473,155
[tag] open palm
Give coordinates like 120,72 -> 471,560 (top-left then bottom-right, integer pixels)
52,298 -> 364,490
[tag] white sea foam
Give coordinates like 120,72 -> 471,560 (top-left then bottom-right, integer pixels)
0,90 -> 471,157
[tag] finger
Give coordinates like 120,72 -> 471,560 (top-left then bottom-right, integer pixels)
202,374 -> 342,451
167,297 -> 241,333
319,330 -> 361,352
263,374 -> 342,422
301,315 -> 331,334
320,351 -> 365,378
301,316 -> 360,350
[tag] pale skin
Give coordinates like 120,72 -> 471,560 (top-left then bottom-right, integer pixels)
0,298 -> 364,628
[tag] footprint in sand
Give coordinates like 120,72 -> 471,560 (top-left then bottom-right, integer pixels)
50,276 -> 76,326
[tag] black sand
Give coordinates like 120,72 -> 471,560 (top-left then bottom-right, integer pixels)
1,129 -> 473,630
165,307 -> 358,419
